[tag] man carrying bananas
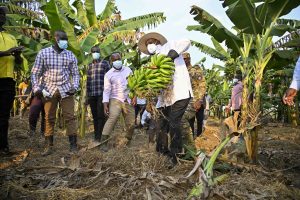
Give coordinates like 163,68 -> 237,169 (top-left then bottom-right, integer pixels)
138,32 -> 193,166
182,52 -> 206,140
101,52 -> 136,152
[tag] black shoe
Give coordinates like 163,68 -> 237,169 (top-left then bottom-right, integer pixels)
0,147 -> 10,155
69,135 -> 78,152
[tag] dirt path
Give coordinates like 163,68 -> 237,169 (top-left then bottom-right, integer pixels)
0,118 -> 299,199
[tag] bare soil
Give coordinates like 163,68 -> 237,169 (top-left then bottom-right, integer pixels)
0,117 -> 299,200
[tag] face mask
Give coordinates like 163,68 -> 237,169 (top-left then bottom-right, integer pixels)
147,44 -> 157,54
92,52 -> 100,60
57,40 -> 68,49
233,78 -> 239,83
112,60 -> 123,70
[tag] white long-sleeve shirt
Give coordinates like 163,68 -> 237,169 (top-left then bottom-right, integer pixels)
156,39 -> 193,107
102,66 -> 132,103
290,57 -> 300,90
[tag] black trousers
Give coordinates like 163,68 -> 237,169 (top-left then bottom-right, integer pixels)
29,96 -> 45,135
134,104 -> 146,124
188,106 -> 205,137
156,98 -> 190,159
88,96 -> 106,141
0,78 -> 16,150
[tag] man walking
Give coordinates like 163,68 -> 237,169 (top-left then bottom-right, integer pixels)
31,30 -> 80,155
138,32 -> 193,166
0,6 -> 24,154
87,46 -> 110,142
182,52 -> 206,138
101,52 -> 135,151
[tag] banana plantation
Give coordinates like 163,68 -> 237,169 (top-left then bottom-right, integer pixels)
0,0 -> 299,199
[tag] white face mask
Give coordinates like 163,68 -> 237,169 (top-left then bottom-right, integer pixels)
233,78 -> 239,83
147,44 -> 157,54
112,60 -> 123,70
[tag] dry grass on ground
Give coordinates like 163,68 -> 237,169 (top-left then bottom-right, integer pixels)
0,117 -> 299,199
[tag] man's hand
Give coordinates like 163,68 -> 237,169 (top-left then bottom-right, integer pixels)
104,103 -> 109,116
193,99 -> 203,111
167,49 -> 179,61
66,88 -> 76,96
283,88 -> 297,106
131,96 -> 137,106
34,90 -> 43,98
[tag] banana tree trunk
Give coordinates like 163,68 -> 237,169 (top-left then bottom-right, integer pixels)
79,68 -> 88,137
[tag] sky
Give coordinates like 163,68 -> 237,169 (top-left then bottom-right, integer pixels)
94,0 -> 300,68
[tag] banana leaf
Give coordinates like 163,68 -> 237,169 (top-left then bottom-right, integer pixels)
191,40 -> 228,61
72,0 -> 90,29
97,0 -> 116,21
85,0 -> 97,26
188,6 -> 242,56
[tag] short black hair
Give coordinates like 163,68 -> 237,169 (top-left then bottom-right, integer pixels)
91,45 -> 100,52
0,6 -> 8,14
110,52 -> 122,60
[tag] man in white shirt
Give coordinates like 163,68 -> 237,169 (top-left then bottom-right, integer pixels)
101,52 -> 136,151
283,56 -> 300,106
138,32 -> 193,165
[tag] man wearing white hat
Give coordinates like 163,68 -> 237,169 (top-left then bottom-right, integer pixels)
138,32 -> 193,165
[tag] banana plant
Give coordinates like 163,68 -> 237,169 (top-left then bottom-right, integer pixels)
3,0 -> 166,137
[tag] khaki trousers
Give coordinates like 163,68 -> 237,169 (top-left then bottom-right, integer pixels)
181,102 -> 196,150
44,91 -> 77,137
102,99 -> 135,140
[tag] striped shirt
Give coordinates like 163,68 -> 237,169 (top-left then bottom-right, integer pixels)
31,46 -> 80,98
87,60 -> 110,97
102,66 -> 132,103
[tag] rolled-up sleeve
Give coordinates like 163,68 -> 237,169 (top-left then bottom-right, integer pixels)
170,39 -> 191,54
31,51 -> 44,92
290,57 -> 300,90
102,74 -> 111,103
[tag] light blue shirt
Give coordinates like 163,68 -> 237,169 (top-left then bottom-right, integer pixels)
103,66 -> 133,103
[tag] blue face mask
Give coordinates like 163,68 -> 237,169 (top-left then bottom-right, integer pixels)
112,60 -> 123,70
57,40 -> 68,49
92,52 -> 100,60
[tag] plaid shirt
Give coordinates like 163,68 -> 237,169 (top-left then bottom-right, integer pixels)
87,60 -> 110,96
31,46 -> 80,98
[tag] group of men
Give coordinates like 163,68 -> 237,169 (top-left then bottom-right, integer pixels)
1,5 -> 299,167
0,3 -> 207,166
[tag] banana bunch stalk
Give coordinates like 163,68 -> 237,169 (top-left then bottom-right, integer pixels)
128,54 -> 175,98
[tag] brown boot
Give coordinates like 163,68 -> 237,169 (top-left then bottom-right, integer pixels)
42,136 -> 54,156
100,135 -> 109,152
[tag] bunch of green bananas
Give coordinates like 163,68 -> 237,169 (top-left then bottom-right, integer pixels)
128,54 -> 175,98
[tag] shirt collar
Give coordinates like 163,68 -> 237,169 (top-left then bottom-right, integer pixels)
51,46 -> 67,54
112,66 -> 125,72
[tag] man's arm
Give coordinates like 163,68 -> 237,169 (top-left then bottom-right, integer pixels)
71,55 -> 80,91
31,51 -> 44,93
283,57 -> 300,105
170,39 -> 191,55
102,74 -> 111,103
290,57 -> 300,90
103,74 -> 111,115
